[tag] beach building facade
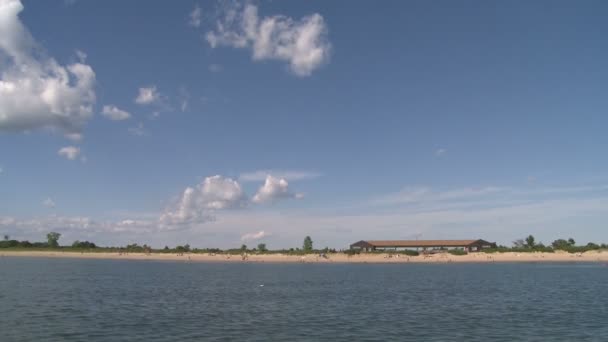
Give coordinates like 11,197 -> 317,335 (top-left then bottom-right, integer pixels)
349,239 -> 497,253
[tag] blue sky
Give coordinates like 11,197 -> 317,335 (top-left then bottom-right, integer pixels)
1,0 -> 607,248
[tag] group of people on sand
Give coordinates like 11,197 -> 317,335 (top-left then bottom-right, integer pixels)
383,254 -> 410,262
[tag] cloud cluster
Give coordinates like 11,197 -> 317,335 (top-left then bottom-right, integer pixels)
134,86 -> 160,105
241,230 -> 268,241
0,215 -> 157,237
4,183 -> 608,248
205,3 -> 331,76
161,174 -> 302,226
101,105 -> 131,121
369,184 -> 608,222
252,175 -> 303,203
160,175 -> 246,225
0,0 -> 96,135
57,146 -> 81,160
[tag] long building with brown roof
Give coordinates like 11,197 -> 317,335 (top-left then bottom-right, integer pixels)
350,239 -> 496,252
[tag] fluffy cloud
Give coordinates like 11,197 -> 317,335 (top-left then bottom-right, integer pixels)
435,148 -> 447,156
160,175 -> 246,225
57,146 -> 80,160
134,86 -> 160,105
101,105 -> 131,121
205,3 -> 331,76
252,175 -> 303,203
189,4 -> 202,27
241,230 -> 268,241
161,174 -> 303,226
0,0 -> 96,135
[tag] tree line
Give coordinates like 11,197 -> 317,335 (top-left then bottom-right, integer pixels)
486,235 -> 608,253
0,233 -> 336,255
2,232 -> 605,254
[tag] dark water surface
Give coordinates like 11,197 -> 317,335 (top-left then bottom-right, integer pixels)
1,257 -> 607,341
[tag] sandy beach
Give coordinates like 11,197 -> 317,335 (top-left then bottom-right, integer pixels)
2,250 -> 607,264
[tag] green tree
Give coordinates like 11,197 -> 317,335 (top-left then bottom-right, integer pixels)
303,236 -> 313,252
143,244 -> 152,254
72,240 -> 96,249
512,239 -> 525,248
240,244 -> 247,252
525,235 -> 536,249
257,243 -> 267,253
3,235 -> 8,241
47,232 -> 61,248
568,238 -> 576,246
552,239 -> 570,250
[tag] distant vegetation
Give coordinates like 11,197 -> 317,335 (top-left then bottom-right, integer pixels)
303,236 -> 313,252
448,249 -> 468,256
1,233 -> 606,255
482,235 -> 607,254
0,233 -> 340,255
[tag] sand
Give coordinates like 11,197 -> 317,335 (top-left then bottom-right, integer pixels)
2,250 -> 608,264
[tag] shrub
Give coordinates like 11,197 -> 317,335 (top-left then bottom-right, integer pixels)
72,241 -> 96,249
448,249 -> 467,256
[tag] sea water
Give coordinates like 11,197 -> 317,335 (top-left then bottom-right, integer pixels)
1,257 -> 607,341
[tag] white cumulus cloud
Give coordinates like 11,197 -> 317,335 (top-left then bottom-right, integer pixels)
0,0 -> 96,136
134,86 -> 160,105
252,175 -> 303,203
57,146 -> 80,160
205,3 -> 331,76
101,105 -> 131,121
160,175 -> 246,225
241,230 -> 268,241
161,174 -> 304,227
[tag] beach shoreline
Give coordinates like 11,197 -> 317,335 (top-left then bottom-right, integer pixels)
2,250 -> 607,264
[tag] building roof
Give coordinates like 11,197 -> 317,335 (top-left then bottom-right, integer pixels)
351,239 -> 492,248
